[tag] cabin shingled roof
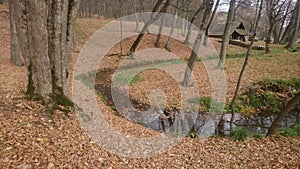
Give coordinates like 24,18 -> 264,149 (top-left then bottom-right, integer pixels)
209,22 -> 248,36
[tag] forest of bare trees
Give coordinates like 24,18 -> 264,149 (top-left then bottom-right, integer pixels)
76,0 -> 300,44
6,0 -> 300,138
8,0 -> 79,108
1,0 -> 300,167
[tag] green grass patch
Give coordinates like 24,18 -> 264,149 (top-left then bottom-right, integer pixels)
231,128 -> 264,141
278,127 -> 298,137
75,70 -> 97,90
118,59 -> 183,71
114,73 -> 144,85
188,96 -> 225,113
226,53 -> 247,59
75,70 -> 108,102
278,124 -> 300,137
196,54 -> 220,62
232,128 -> 251,141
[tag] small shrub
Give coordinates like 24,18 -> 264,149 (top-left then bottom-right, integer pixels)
252,132 -> 263,139
232,128 -> 251,141
237,78 -> 300,116
293,124 -> 300,136
238,104 -> 257,117
191,97 -> 224,113
224,102 -> 239,114
278,127 -> 297,137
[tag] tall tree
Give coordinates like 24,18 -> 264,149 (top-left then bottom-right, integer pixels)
127,0 -> 172,58
285,0 -> 300,49
155,15 -> 165,47
182,0 -> 214,87
119,0 -> 123,55
139,0 -> 150,34
181,0 -> 192,36
133,0 -> 140,32
217,0 -> 236,69
272,19 -> 281,44
165,0 -> 180,51
8,0 -> 23,67
278,0 -> 292,42
184,4 -> 205,45
265,0 -> 288,54
280,8 -> 296,43
228,0 -> 263,134
203,0 -> 221,46
10,0 -> 79,106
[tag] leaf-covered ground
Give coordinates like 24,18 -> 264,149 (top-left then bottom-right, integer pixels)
1,5 -> 300,168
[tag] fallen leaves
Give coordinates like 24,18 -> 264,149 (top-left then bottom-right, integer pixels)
0,5 -> 300,168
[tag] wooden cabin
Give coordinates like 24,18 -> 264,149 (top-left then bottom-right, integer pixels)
209,22 -> 248,42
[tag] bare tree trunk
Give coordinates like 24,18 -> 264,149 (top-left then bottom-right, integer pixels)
182,0 -> 213,87
204,0 -> 221,46
10,0 -> 31,79
11,0 -> 79,106
155,15 -> 165,47
79,0 -> 84,18
68,0 -> 80,53
217,0 -> 236,69
273,23 -> 280,44
265,0 -> 275,54
229,0 -> 263,134
184,4 -> 204,45
182,32 -> 203,87
265,24 -> 274,54
119,0 -> 123,55
127,0 -> 171,58
26,0 -> 52,98
87,0 -> 94,18
180,0 -> 186,35
181,0 -> 191,36
280,10 -> 295,43
217,113 -> 225,136
133,0 -> 140,32
139,0 -> 150,34
165,0 -> 180,52
8,1 -> 23,67
285,0 -> 300,49
267,93 -> 300,136
265,0 -> 288,53
279,0 -> 292,42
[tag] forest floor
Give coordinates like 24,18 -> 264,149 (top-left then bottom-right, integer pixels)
1,4 -> 300,168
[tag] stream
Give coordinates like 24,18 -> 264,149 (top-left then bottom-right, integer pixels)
122,108 -> 299,137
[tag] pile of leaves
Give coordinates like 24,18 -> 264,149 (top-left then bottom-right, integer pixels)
236,78 -> 300,117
